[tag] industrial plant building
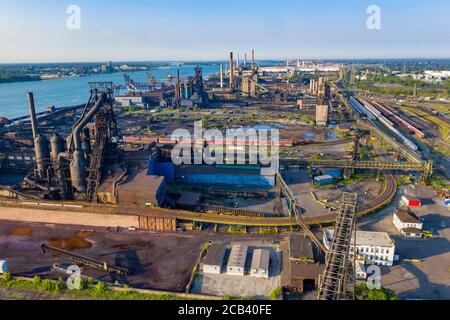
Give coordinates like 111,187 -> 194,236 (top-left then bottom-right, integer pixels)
250,249 -> 270,278
227,245 -> 248,276
315,104 -> 329,126
323,229 -> 396,266
288,235 -> 325,293
96,163 -> 167,207
203,244 -> 226,275
393,207 -> 424,238
175,164 -> 276,187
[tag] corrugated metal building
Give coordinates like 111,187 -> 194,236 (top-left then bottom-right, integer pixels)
203,244 -> 226,275
116,169 -> 166,207
176,164 -> 275,187
250,249 -> 270,278
227,245 -> 248,276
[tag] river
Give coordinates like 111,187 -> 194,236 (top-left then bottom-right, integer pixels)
0,62 -> 222,119
0,60 -> 282,119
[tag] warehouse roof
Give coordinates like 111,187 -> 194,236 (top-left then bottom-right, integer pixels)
325,229 -> 394,248
395,208 -> 421,224
290,262 -> 324,280
118,169 -> 165,194
251,249 -> 270,271
401,227 -> 423,234
204,244 -> 226,266
289,235 -> 314,262
176,192 -> 202,206
228,245 -> 248,269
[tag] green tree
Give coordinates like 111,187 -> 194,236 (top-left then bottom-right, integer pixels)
269,287 -> 283,300
94,282 -> 107,295
2,272 -> 12,282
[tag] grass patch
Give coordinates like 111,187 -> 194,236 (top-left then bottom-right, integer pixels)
355,283 -> 399,300
431,176 -> 449,190
0,275 -> 194,300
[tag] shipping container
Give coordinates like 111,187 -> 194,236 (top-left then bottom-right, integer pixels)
402,196 -> 422,207
314,175 -> 334,186
322,169 -> 343,178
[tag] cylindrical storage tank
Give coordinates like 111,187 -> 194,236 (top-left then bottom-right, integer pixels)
70,150 -> 87,192
50,133 -> 65,162
185,85 -> 191,99
34,134 -> 50,176
180,83 -> 185,99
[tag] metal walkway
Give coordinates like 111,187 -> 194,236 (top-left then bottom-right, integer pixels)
317,193 -> 358,300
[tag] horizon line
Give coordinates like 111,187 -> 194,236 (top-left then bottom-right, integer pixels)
2,57 -> 450,65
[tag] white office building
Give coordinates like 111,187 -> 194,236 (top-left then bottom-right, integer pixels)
323,229 -> 396,267
393,207 -> 423,238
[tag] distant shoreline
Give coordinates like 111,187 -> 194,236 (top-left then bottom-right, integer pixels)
0,76 -> 42,84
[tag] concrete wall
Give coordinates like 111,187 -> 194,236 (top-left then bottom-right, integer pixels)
0,207 -> 139,229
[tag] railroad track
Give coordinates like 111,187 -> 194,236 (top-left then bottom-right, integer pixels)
0,175 -> 398,228
357,173 -> 396,214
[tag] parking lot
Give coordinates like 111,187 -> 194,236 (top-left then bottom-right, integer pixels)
358,185 -> 450,299
190,240 -> 282,299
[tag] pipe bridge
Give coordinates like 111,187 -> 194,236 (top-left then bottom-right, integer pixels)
280,159 -> 433,183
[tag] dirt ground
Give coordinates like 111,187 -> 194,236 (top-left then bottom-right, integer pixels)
358,185 -> 450,300
284,169 -> 382,217
0,222 -> 206,292
0,221 -> 285,294
286,142 -> 352,160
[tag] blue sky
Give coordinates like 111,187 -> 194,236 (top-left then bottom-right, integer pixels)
0,0 -> 449,62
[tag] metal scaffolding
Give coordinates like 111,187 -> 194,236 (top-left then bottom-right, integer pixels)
317,192 -> 358,300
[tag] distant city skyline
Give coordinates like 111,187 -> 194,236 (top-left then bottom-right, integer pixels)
1,0 -> 450,63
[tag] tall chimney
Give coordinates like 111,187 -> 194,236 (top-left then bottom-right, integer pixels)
220,64 -> 224,89
244,53 -> 247,67
175,69 -> 180,100
27,92 -> 38,140
252,49 -> 255,70
229,52 -> 234,89
237,52 -> 240,70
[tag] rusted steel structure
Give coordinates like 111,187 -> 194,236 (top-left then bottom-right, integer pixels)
317,193 -> 358,301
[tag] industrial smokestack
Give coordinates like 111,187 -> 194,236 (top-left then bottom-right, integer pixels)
244,53 -> 247,67
237,52 -> 240,70
27,92 -> 38,140
175,69 -> 180,100
252,49 -> 255,70
229,52 -> 234,89
220,64 -> 223,89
